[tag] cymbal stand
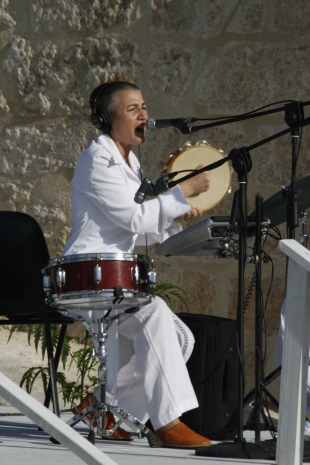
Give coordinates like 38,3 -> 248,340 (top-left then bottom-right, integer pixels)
65,309 -> 163,448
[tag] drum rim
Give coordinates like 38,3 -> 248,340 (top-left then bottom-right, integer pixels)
51,289 -> 140,298
50,289 -> 151,300
48,290 -> 153,307
165,143 -> 230,174
47,253 -> 152,266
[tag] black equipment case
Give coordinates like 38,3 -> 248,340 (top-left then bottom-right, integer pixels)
177,313 -> 238,440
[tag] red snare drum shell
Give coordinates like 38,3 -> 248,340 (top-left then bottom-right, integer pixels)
45,254 -> 154,310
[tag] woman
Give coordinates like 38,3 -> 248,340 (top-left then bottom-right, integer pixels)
63,81 -> 211,448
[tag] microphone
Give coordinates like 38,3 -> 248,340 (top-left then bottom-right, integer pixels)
146,117 -> 194,132
134,178 -> 154,204
134,175 -> 170,204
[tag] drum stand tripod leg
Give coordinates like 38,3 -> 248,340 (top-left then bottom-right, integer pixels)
67,315 -> 163,448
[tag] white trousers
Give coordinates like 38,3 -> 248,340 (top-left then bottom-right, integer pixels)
92,296 -> 198,430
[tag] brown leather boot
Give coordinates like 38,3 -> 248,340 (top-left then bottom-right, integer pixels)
73,394 -> 133,441
156,422 -> 211,449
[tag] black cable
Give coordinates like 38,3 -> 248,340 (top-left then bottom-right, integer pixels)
244,271 -> 255,312
262,251 -> 274,316
265,226 -> 282,242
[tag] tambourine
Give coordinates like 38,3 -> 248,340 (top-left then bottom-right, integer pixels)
165,141 -> 232,212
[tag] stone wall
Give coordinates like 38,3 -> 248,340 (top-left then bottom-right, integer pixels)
1,0 -> 310,398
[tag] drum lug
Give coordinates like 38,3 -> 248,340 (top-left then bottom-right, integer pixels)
148,270 -> 156,285
131,264 -> 139,285
56,268 -> 66,288
148,270 -> 157,295
94,264 -> 102,285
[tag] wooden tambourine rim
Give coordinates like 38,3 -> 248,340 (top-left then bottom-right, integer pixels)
165,144 -> 232,212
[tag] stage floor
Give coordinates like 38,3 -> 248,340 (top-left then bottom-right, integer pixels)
0,405 -> 297,465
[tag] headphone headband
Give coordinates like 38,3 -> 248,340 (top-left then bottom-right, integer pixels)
89,82 -> 114,107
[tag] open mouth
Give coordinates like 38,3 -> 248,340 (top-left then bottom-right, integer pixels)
135,126 -> 145,136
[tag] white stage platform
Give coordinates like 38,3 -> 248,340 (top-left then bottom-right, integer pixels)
0,405 -> 293,465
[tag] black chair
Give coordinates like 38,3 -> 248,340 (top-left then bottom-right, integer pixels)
0,211 -> 72,416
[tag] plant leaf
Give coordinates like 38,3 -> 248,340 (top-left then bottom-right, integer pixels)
154,282 -> 189,310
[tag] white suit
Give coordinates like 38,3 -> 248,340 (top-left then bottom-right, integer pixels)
62,134 -> 199,429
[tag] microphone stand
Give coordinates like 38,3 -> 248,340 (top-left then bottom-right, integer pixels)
245,194 -> 270,440
138,102 -> 310,460
229,148 -> 253,442
136,111 -> 310,200
284,101 -> 304,240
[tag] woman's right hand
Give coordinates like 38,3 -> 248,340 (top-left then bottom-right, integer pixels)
180,164 -> 211,198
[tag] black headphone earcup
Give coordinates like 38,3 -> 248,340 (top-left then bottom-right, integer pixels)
90,111 -> 103,130
90,108 -> 112,133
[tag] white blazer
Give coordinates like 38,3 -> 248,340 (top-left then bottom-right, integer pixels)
62,134 -> 191,255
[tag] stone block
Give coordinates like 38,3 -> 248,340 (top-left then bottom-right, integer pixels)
148,43 -> 205,104
150,0 -> 237,37
273,0 -> 310,36
195,42 -> 310,114
0,0 -> 16,28
177,269 -> 217,314
30,0 -> 139,31
0,90 -> 9,112
0,125 -> 87,175
0,123 -> 91,252
3,37 -> 140,117
256,124 -> 295,186
227,0 -> 265,33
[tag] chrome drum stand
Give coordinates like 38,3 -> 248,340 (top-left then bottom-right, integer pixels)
64,309 -> 163,447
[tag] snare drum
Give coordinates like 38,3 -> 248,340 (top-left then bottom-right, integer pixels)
165,141 -> 232,211
43,253 -> 156,310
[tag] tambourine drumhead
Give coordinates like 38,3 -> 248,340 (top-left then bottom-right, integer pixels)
165,144 -> 232,212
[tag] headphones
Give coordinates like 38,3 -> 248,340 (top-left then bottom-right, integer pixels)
89,82 -> 114,133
